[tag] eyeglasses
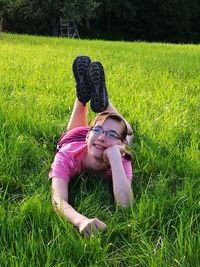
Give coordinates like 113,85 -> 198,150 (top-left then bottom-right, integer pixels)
91,126 -> 123,140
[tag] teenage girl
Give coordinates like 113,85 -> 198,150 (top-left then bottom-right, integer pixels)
49,56 -> 134,237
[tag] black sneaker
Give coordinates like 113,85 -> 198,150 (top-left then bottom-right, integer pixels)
72,56 -> 91,104
87,61 -> 109,113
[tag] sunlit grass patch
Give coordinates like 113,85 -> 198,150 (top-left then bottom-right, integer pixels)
0,33 -> 199,266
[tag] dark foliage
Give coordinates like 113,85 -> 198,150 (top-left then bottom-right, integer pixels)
1,0 -> 200,43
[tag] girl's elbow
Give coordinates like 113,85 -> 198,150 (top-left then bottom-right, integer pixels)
115,192 -> 134,207
118,198 -> 133,207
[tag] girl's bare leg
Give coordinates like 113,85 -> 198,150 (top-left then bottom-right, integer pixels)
67,98 -> 88,131
105,101 -> 134,145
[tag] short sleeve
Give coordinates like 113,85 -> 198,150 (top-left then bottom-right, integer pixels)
122,158 -> 132,180
105,158 -> 132,180
48,150 -> 76,182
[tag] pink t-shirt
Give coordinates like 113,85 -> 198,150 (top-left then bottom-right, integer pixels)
49,127 -> 132,182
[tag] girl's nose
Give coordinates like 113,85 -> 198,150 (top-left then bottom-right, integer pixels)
97,132 -> 106,141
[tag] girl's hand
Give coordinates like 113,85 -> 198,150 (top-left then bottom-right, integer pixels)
103,144 -> 126,163
78,218 -> 107,237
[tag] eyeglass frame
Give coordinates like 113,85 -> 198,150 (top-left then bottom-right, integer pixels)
90,126 -> 124,141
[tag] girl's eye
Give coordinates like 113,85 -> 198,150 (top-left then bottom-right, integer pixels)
107,132 -> 118,139
93,128 -> 102,134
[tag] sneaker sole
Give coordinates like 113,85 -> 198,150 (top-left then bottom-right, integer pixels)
87,61 -> 109,113
72,56 -> 91,104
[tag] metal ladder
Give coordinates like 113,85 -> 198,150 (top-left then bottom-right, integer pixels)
60,18 -> 80,38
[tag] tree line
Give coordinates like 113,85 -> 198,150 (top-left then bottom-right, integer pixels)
1,0 -> 200,43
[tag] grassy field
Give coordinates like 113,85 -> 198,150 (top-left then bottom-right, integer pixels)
0,33 -> 199,266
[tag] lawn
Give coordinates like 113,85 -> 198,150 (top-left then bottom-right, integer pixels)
0,33 -> 199,266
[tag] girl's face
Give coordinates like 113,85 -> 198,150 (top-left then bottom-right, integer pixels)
87,118 -> 124,160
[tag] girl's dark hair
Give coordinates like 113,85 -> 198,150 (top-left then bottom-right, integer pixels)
91,111 -> 128,140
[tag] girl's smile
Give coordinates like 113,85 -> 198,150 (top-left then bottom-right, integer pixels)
93,143 -> 106,150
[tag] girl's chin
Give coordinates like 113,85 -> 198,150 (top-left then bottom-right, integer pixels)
93,151 -> 104,159
91,147 -> 104,158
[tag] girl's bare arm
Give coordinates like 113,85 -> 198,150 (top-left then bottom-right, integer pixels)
103,145 -> 133,206
52,178 -> 106,236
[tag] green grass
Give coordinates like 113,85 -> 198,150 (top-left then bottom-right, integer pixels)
0,33 -> 199,266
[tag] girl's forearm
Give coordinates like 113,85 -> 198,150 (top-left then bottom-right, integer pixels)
52,197 -> 87,228
109,155 -> 133,206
